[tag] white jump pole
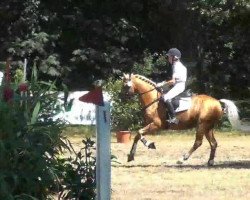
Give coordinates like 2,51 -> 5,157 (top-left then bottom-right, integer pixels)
96,101 -> 111,200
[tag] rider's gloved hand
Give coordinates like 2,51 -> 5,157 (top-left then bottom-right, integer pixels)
156,81 -> 166,88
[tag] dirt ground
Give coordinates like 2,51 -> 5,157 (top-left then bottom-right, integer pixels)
109,131 -> 250,200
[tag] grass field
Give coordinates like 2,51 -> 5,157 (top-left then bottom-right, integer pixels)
68,130 -> 250,200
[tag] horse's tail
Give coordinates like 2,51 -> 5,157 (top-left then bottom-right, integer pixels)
219,99 -> 241,130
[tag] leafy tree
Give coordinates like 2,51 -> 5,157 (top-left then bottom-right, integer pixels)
188,0 -> 250,98
0,0 -> 249,99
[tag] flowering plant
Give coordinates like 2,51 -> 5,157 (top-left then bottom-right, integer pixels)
0,61 -> 68,199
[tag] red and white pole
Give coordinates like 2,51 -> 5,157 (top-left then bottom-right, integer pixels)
79,87 -> 111,200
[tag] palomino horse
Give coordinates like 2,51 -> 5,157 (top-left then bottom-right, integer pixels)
122,74 -> 240,166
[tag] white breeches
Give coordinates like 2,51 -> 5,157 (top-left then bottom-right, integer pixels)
163,82 -> 185,101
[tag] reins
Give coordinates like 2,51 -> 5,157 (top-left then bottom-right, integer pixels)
138,87 -> 158,95
126,74 -> 163,112
141,96 -> 162,111
139,86 -> 163,111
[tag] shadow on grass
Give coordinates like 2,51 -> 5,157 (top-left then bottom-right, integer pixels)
174,160 -> 250,169
113,160 -> 250,169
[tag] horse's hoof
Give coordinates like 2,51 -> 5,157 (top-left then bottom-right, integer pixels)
176,159 -> 183,165
183,153 -> 189,160
127,154 -> 134,162
208,160 -> 214,166
148,142 -> 156,149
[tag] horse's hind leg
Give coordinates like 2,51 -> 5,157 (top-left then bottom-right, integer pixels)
205,129 -> 217,166
182,132 -> 204,161
178,123 -> 205,164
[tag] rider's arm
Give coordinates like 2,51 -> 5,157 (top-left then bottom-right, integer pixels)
166,78 -> 176,86
157,78 -> 176,87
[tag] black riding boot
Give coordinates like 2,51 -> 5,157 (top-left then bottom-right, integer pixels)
165,99 -> 179,124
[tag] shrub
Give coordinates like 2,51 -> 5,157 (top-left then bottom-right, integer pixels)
131,50 -> 154,76
104,78 -> 143,132
0,63 -> 98,199
0,65 -> 69,199
56,138 -> 96,200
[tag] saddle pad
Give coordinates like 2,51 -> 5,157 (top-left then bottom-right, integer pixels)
175,97 -> 192,113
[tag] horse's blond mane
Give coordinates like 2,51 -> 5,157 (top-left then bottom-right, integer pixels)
134,74 -> 156,86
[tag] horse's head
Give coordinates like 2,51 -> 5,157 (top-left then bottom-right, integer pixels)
121,73 -> 135,98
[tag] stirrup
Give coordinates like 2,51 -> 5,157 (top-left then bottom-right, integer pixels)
167,117 -> 179,124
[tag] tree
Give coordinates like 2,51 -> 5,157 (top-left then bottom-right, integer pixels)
188,0 -> 250,98
0,0 -> 249,99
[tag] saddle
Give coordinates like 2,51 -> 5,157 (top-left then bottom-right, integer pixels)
171,89 -> 193,111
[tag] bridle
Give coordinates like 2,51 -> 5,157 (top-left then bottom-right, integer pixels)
124,74 -> 163,111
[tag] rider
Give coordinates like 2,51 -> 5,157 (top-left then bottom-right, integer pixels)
156,48 -> 187,124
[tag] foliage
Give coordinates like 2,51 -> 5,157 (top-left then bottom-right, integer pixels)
13,68 -> 24,84
216,115 -> 233,132
104,77 -> 143,131
0,62 -> 98,199
9,32 -> 62,77
188,0 -> 250,98
0,65 -> 69,199
56,138 -> 96,200
131,50 -> 159,77
0,0 -> 249,101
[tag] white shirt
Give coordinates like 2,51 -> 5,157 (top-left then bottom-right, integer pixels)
172,60 -> 187,83
0,71 -> 3,86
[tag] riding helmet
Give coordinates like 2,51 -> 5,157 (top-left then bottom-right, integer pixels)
166,48 -> 181,59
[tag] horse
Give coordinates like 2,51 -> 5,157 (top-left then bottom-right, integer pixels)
122,73 -> 240,166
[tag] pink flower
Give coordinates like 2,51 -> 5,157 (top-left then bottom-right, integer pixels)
3,87 -> 14,102
19,83 -> 28,92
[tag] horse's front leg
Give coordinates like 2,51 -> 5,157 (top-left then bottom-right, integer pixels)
140,130 -> 156,149
127,133 -> 141,162
127,122 -> 160,162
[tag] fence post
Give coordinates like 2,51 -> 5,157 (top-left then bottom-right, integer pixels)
79,88 -> 111,200
96,101 -> 111,200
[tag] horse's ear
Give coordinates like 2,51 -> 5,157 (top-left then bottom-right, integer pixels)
123,73 -> 129,79
120,73 -> 124,80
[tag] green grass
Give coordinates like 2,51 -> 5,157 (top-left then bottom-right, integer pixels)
62,125 -> 96,138
61,124 -> 247,139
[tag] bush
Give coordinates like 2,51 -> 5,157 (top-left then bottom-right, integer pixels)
104,78 -> 143,132
56,138 -> 96,200
0,65 -> 69,199
0,63 -> 98,199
